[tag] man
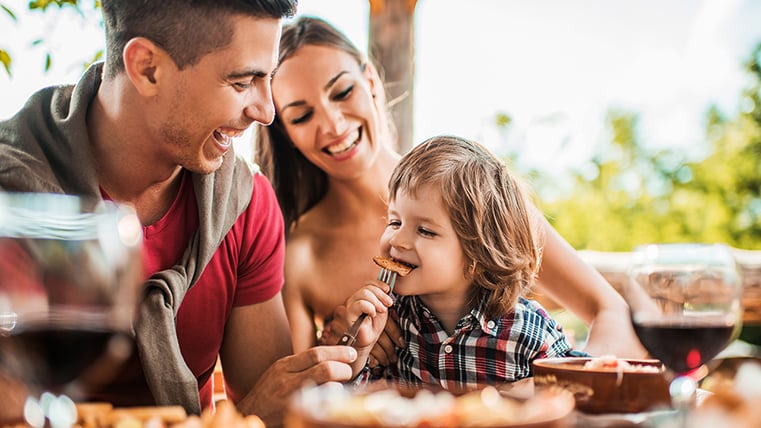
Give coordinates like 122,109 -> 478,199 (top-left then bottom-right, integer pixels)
0,1 -> 358,426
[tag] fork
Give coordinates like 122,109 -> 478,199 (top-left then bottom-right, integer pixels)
337,268 -> 397,346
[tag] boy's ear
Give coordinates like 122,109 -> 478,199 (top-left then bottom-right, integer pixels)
123,37 -> 167,97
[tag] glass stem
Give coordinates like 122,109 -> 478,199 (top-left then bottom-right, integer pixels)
669,375 -> 697,427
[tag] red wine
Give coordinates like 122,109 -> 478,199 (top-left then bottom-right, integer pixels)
0,322 -> 132,393
632,320 -> 734,375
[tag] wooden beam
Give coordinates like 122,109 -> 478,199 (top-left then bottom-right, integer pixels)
368,0 -> 417,153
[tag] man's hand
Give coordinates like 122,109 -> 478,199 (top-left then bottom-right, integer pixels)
235,346 -> 358,428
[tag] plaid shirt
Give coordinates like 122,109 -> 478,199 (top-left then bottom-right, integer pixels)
373,294 -> 582,390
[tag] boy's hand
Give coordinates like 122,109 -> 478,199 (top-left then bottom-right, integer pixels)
335,280 -> 394,375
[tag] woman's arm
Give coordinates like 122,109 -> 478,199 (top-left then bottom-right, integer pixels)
534,212 -> 648,358
283,243 -> 320,353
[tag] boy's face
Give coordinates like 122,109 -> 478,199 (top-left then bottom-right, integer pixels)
380,184 -> 471,306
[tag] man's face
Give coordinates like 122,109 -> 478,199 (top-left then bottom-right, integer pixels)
152,15 -> 281,174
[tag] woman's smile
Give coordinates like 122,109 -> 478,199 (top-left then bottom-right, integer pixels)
324,127 -> 361,156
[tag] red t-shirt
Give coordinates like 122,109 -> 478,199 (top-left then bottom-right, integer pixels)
99,169 -> 285,408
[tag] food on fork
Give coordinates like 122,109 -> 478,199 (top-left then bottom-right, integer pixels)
336,256 -> 411,347
372,256 -> 414,277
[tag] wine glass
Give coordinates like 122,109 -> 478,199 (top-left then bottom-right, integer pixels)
625,243 -> 742,423
0,192 -> 143,425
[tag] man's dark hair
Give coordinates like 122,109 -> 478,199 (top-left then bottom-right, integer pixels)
101,0 -> 297,79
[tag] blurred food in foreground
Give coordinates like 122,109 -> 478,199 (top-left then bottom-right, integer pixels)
285,383 -> 574,428
0,400 -> 264,428
689,360 -> 761,428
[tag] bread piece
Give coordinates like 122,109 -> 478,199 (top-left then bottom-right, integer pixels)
373,256 -> 413,276
197,401 -> 265,428
75,402 -> 114,428
107,406 -> 187,426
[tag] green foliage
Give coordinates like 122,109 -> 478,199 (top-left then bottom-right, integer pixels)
0,4 -> 16,76
84,49 -> 103,70
1,3 -> 16,19
530,42 -> 761,251
495,112 -> 512,128
0,49 -> 10,75
0,0 -> 99,77
28,0 -> 81,12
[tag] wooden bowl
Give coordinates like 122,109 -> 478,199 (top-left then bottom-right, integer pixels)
532,357 -> 671,414
285,382 -> 575,428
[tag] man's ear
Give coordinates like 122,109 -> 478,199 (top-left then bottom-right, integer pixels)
123,37 -> 166,97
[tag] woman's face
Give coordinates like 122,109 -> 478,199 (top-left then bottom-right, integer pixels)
271,45 -> 383,180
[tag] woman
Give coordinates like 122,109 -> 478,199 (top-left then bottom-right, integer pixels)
254,16 -> 646,362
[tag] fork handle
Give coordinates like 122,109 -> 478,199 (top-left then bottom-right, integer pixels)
338,313 -> 368,346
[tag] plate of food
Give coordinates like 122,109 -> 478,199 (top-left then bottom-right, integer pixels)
285,382 -> 575,428
532,355 -> 670,414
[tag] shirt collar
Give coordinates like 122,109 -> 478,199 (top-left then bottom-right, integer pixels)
401,291 -> 503,337
470,292 -> 501,336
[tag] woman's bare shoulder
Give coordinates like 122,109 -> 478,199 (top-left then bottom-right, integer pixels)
284,226 -> 318,285
284,212 -> 342,287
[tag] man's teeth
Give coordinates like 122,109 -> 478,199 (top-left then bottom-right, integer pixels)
215,129 -> 244,142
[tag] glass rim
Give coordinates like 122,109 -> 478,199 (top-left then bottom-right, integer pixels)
0,192 -> 140,243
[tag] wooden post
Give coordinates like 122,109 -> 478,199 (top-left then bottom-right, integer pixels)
368,0 -> 417,154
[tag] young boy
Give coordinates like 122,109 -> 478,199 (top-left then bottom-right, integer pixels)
337,135 -> 585,389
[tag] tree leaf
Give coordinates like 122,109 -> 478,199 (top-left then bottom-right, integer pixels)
1,4 -> 18,20
28,0 -> 47,11
0,49 -> 11,76
83,49 -> 103,70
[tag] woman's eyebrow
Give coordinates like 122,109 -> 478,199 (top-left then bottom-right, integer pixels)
324,71 -> 348,91
280,99 -> 306,113
280,71 -> 352,113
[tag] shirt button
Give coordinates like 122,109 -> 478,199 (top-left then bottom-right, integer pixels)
444,345 -> 453,354
487,320 -> 496,329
